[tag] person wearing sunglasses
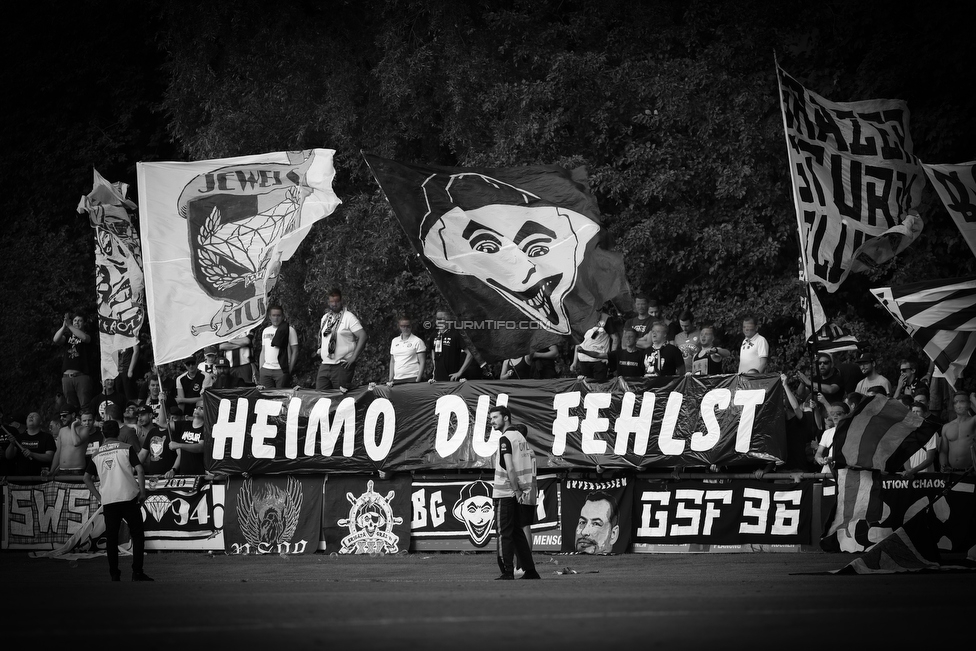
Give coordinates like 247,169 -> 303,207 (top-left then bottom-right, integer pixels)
893,359 -> 928,402
796,353 -> 844,405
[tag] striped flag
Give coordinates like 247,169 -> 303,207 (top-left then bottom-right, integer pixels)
807,321 -> 859,355
871,277 -> 976,389
833,394 -> 935,473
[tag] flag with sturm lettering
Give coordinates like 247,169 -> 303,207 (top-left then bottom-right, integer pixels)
364,154 -> 633,362
777,65 -> 924,293
871,277 -> 976,389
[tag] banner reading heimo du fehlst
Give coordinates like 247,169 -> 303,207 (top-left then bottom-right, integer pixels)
203,375 -> 785,475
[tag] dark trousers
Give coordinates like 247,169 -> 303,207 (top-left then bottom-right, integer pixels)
103,497 -> 145,577
494,497 -> 535,576
577,361 -> 608,382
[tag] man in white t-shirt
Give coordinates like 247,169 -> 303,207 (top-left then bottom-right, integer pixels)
258,305 -> 299,388
853,353 -> 892,396
388,317 -> 427,385
316,289 -> 367,391
737,315 -> 769,374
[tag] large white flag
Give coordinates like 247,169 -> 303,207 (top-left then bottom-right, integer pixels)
77,169 -> 145,379
923,161 -> 976,259
137,149 -> 341,365
777,65 -> 925,292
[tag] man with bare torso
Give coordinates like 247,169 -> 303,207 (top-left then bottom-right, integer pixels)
939,391 -> 976,473
50,409 -> 90,478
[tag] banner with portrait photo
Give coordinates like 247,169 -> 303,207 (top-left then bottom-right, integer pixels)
322,475 -> 412,555
777,65 -> 924,292
410,475 -> 559,551
559,477 -> 634,554
78,169 -> 145,380
633,479 -> 813,546
223,475 -> 323,555
364,154 -> 632,362
137,149 -> 341,365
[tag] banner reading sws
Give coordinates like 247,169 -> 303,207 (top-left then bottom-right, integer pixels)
364,154 -> 632,362
137,149 -> 341,365
203,374 -> 785,475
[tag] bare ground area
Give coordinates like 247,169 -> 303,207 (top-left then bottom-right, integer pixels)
4,550 -> 971,651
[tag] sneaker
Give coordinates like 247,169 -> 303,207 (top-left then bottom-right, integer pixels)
132,572 -> 154,582
495,574 -> 514,580
521,570 -> 541,580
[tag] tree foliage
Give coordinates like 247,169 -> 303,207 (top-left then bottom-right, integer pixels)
2,0 -> 974,415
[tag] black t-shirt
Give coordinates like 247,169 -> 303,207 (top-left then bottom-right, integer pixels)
611,348 -> 646,377
692,348 -> 725,376
62,333 -> 92,375
142,426 -> 177,475
782,411 -> 818,472
624,315 -> 654,339
8,430 -> 56,476
431,329 -> 466,381
174,421 -> 206,475
643,344 -> 684,377
178,372 -> 205,417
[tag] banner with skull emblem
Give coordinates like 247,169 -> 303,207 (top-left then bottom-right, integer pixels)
136,149 -> 341,365
77,169 -> 145,380
323,475 -> 412,555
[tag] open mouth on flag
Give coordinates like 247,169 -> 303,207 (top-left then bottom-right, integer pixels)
489,272 -> 562,328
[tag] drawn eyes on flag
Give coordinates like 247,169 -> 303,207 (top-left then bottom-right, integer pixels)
469,233 -> 501,253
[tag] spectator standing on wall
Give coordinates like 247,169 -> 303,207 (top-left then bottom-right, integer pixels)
54,312 -> 95,410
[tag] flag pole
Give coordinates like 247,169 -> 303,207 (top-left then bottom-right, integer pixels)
775,54 -> 823,404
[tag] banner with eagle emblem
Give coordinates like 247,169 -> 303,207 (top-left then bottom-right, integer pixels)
223,475 -> 324,555
137,149 -> 341,365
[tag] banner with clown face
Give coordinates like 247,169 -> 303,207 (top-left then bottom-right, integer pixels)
137,150 -> 341,365
364,154 -> 632,361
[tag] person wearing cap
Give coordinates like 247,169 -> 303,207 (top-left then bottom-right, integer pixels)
175,355 -> 205,419
136,405 -> 178,478
169,404 -> 206,476
854,353 -> 892,396
204,357 -> 244,390
198,346 -> 220,383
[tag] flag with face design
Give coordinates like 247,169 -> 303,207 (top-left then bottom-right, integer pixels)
364,154 -> 632,362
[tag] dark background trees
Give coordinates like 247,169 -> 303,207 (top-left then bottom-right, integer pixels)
2,0 -> 973,416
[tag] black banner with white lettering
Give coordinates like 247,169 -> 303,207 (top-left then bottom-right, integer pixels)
633,479 -> 813,545
560,478 -> 634,554
203,374 -> 785,475
410,475 -> 559,549
322,475 -> 412,554
223,475 -> 323,555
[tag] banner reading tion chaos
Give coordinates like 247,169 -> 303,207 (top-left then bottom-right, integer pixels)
204,375 -> 785,475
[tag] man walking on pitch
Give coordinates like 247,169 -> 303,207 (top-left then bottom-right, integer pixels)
489,406 -> 540,580
83,420 -> 153,582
